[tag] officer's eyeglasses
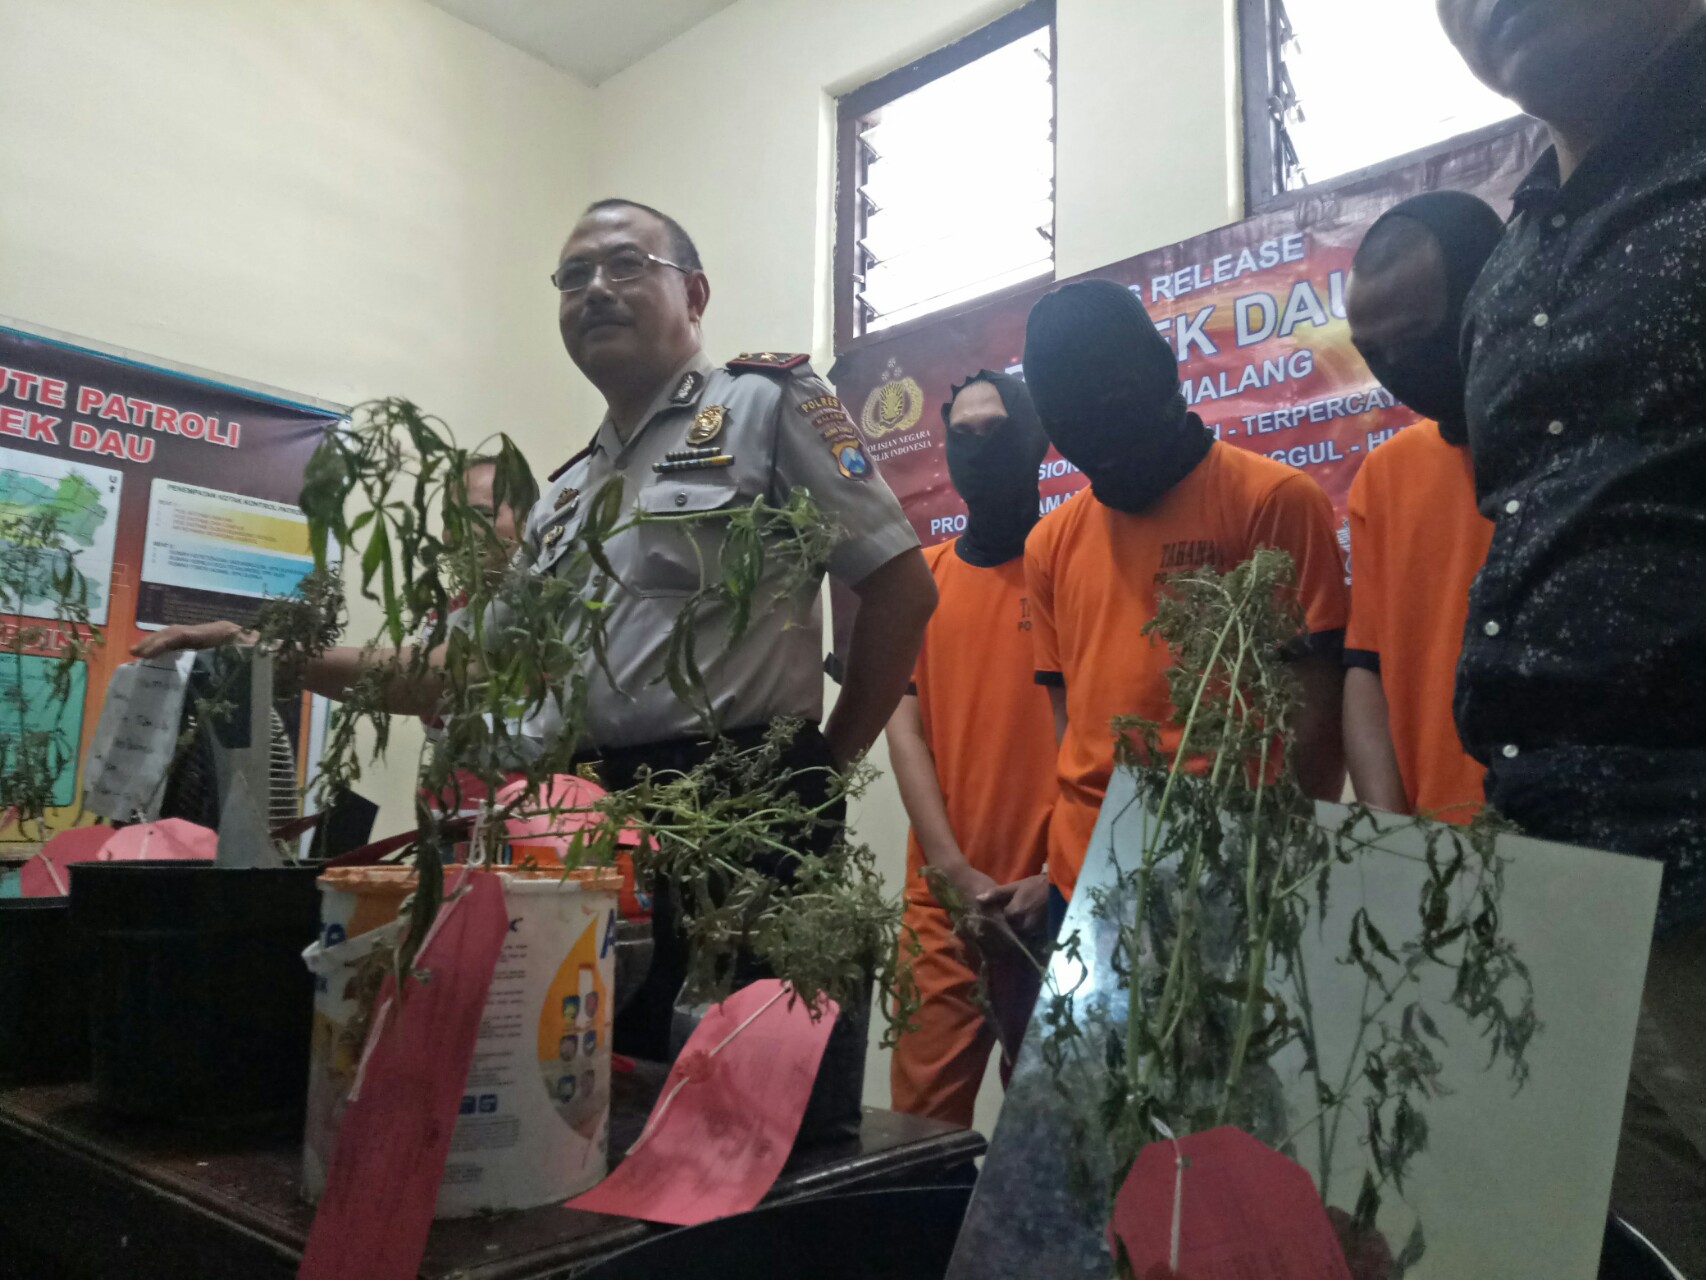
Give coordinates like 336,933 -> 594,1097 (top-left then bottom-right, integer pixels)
551,249 -> 690,294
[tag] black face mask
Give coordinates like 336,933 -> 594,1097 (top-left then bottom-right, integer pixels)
1024,280 -> 1213,514
1048,386 -> 1213,514
1353,191 -> 1508,448
1358,323 -> 1469,445
943,371 -> 1049,567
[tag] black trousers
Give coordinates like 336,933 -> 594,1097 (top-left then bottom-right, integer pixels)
586,722 -> 846,1062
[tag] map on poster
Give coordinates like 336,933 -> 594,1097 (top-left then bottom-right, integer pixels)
140,478 -> 313,614
0,447 -> 123,627
0,653 -> 89,807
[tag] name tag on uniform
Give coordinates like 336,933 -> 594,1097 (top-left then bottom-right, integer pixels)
654,444 -> 735,475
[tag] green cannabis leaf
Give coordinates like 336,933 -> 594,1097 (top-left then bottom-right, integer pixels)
252,398 -> 914,1030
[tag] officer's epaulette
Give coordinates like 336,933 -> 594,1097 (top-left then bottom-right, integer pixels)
547,443 -> 592,484
726,351 -> 810,375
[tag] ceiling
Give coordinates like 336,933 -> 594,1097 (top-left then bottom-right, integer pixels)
424,0 -> 739,85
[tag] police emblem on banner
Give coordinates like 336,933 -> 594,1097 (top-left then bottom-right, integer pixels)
860,362 -> 925,439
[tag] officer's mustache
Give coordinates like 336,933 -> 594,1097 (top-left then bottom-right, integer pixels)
577,302 -> 634,335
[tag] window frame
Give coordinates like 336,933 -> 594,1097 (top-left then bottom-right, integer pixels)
1239,0 -> 1529,214
833,0 -> 1056,355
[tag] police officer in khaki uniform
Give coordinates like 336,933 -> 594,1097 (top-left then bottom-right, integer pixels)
135,198 -> 938,1057
533,198 -> 934,761
522,348 -> 916,750
540,199 -> 937,1054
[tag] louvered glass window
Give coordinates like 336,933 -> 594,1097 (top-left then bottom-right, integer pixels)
1246,0 -> 1518,202
836,8 -> 1054,345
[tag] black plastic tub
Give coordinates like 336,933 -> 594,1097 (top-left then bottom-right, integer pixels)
796,979 -> 872,1147
70,860 -> 322,1128
0,896 -> 90,1084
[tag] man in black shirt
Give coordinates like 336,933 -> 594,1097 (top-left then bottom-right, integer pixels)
1439,0 -> 1706,1267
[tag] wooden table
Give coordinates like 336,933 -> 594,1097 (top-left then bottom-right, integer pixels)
0,1066 -> 984,1279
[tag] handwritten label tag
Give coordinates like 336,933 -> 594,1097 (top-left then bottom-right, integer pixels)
1108,1127 -> 1353,1280
497,774 -> 643,861
566,979 -> 838,1227
20,819 -> 214,897
82,652 -> 194,823
97,817 -> 216,862
298,874 -> 508,1280
18,825 -> 111,897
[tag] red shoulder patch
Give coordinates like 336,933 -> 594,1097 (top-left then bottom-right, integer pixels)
726,352 -> 810,374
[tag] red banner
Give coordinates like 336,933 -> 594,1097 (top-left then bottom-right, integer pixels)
829,121 -> 1546,567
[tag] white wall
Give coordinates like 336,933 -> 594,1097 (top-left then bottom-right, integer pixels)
0,0 -> 603,827
592,0 -> 1242,1133
1054,0 -> 1243,276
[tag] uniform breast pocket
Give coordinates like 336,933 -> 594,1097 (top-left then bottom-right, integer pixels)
631,478 -> 742,598
530,515 -> 579,577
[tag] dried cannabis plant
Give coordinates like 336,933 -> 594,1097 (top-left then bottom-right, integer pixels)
966,549 -> 1538,1277
264,398 -> 910,1027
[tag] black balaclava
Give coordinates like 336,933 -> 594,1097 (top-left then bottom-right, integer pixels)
943,370 -> 1050,567
1022,279 -> 1212,514
1352,190 -> 1505,446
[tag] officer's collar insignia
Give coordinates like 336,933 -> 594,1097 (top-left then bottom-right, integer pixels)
669,371 -> 706,405
687,404 -> 727,447
553,486 -> 580,514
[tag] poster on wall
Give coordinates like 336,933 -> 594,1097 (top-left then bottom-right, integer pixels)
0,323 -> 342,844
827,120 -> 1547,650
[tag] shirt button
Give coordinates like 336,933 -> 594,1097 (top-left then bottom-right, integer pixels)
1504,499 -> 1521,515
1533,313 -> 1550,328
1547,420 -> 1565,435
1550,213 -> 1567,229
674,492 -> 687,507
1483,620 -> 1501,637
1502,744 -> 1520,760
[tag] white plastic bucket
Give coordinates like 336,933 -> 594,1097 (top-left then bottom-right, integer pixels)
301,865 -> 621,1216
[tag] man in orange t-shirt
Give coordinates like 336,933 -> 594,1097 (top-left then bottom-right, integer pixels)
1343,192 -> 1505,822
1022,279 -> 1349,910
886,370 -> 1058,1126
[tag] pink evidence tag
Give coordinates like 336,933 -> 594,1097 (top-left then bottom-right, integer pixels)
1108,1126 -> 1354,1280
18,819 -> 215,898
497,774 -> 642,855
565,979 -> 838,1227
97,817 -> 216,861
297,872 -> 508,1280
18,826 -> 113,897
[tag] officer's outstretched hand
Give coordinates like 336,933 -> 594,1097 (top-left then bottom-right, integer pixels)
130,620 -> 256,660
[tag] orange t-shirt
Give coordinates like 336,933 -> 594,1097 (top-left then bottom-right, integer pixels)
904,540 -> 1058,906
1027,442 -> 1350,897
1344,421 -> 1492,822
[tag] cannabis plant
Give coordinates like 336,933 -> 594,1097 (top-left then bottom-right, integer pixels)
964,549 -> 1537,1277
0,510 -> 100,839
270,399 -> 909,1028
